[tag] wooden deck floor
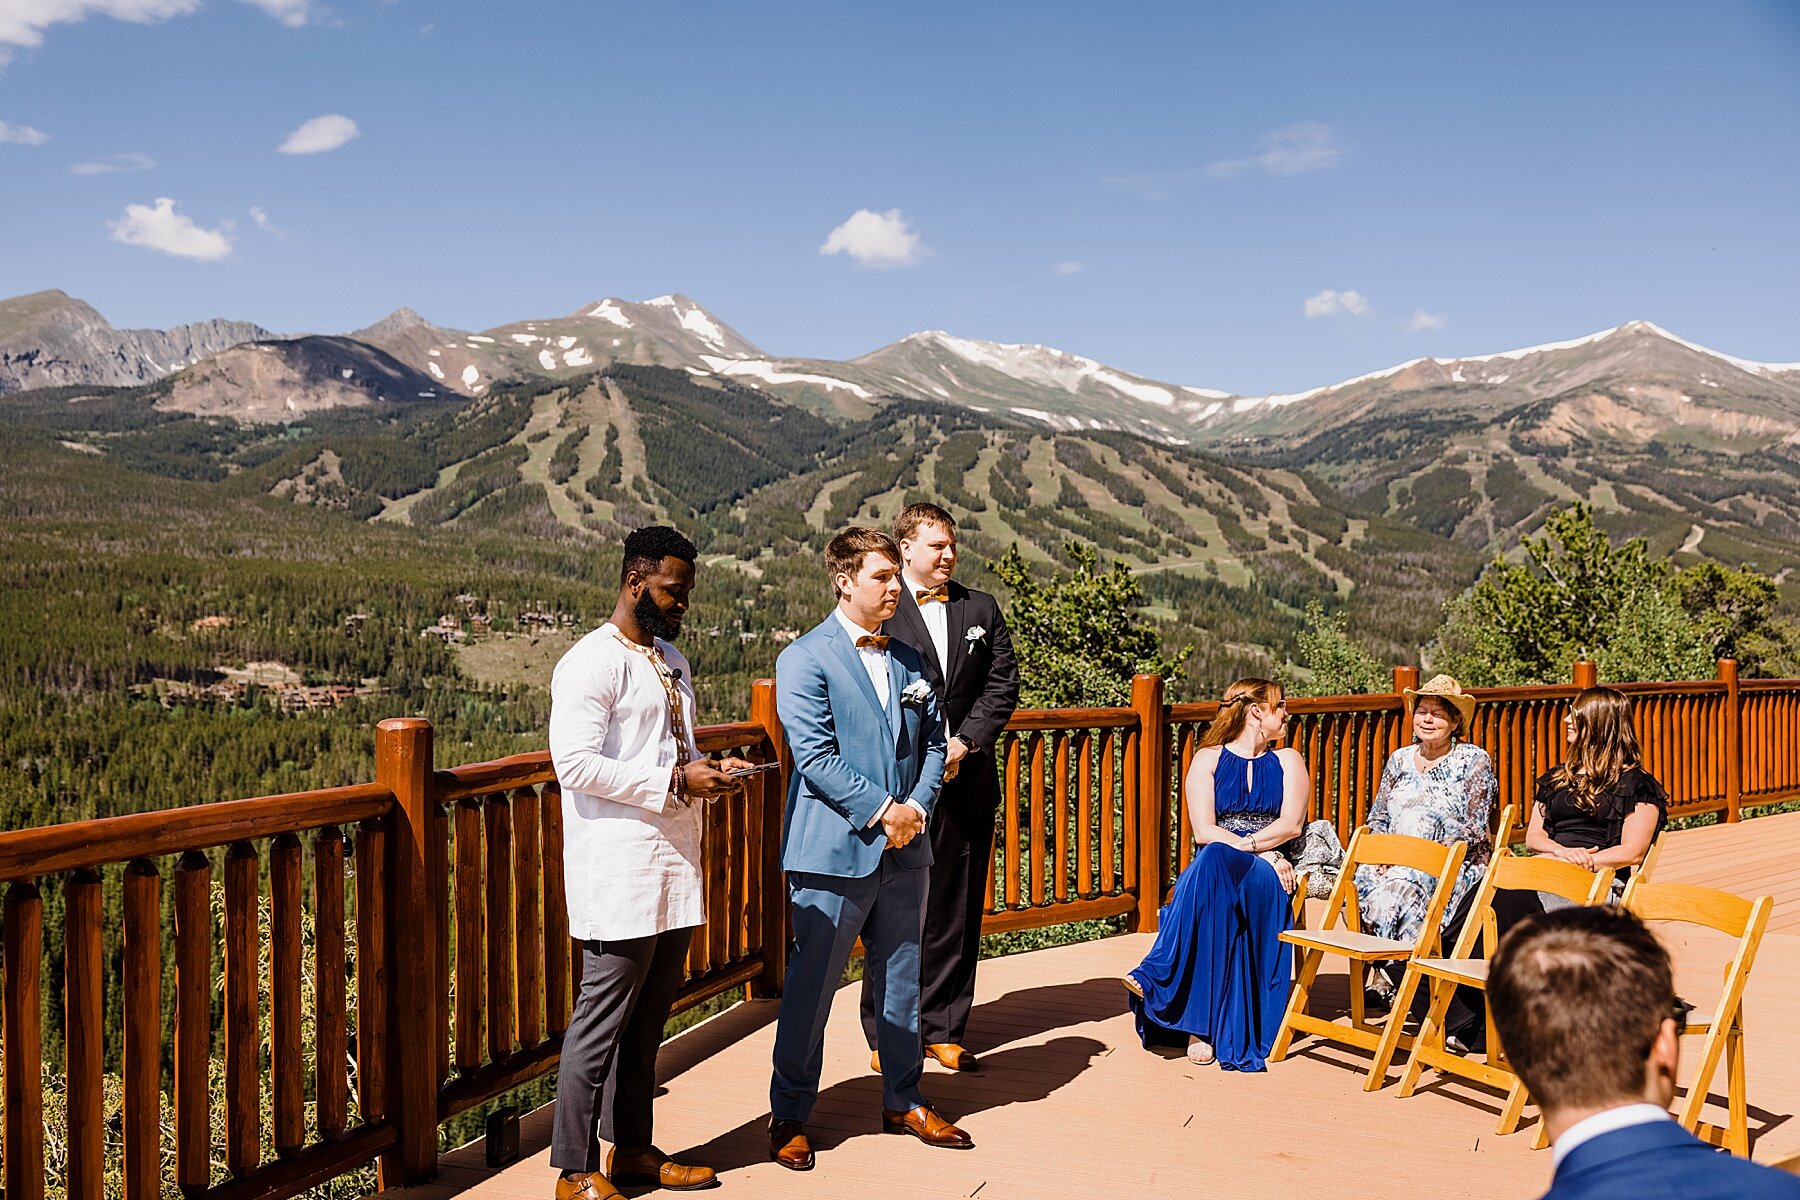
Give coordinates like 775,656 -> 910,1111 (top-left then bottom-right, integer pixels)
381,811 -> 1800,1200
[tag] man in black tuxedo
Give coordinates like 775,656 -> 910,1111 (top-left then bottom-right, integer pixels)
861,503 -> 1019,1071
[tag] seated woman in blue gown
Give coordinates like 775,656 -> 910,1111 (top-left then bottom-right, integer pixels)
1122,677 -> 1311,1071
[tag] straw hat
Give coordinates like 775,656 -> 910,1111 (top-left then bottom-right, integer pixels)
1403,673 -> 1477,729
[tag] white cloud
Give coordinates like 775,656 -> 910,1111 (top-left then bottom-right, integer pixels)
819,208 -> 925,268
1210,122 -> 1345,178
109,197 -> 233,261
1304,289 -> 1371,318
0,0 -> 198,63
241,0 -> 322,26
1052,261 -> 1084,276
278,113 -> 359,155
1407,308 -> 1447,332
0,119 -> 50,144
248,205 -> 288,237
71,151 -> 154,174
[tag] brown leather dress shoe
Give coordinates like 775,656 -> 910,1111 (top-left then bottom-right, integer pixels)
881,1104 -> 974,1149
768,1119 -> 814,1171
925,1042 -> 979,1072
606,1145 -> 719,1191
555,1172 -> 624,1200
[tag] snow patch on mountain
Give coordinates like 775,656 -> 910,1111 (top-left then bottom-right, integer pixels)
698,355 -> 870,397
588,301 -> 633,328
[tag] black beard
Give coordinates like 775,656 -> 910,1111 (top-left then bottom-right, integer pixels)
634,592 -> 682,642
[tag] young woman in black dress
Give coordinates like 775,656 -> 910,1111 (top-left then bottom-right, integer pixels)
1523,685 -> 1665,892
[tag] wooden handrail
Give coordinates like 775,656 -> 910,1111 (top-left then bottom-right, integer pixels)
0,782 -> 392,883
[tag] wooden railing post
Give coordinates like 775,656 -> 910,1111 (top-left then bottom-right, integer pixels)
749,678 -> 789,998
1720,658 -> 1741,823
1573,660 -> 1598,689
377,717 -> 439,1185
1131,674 -> 1168,933
1392,665 -> 1420,695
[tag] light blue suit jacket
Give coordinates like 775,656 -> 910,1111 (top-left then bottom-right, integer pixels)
1544,1119 -> 1800,1199
775,613 -> 946,878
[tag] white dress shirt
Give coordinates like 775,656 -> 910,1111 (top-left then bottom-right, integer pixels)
1551,1103 -> 1672,1167
902,571 -> 950,672
831,607 -> 923,828
549,622 -> 704,941
835,607 -> 891,712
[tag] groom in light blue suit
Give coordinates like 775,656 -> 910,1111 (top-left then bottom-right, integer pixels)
767,527 -> 973,1172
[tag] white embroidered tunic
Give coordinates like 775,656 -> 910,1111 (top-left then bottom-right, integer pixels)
549,622 -> 704,941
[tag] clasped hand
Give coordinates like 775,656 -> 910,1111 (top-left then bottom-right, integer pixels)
1259,850 -> 1297,895
1548,843 -> 1601,870
881,801 -> 925,849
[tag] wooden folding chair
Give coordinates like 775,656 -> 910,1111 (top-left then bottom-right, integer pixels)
1269,828 -> 1466,1084
1387,841 -> 1615,1131
1632,831 -> 1665,884
1620,876 -> 1774,1156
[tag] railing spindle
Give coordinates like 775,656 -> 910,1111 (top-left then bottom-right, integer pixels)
1100,730 -> 1117,894
514,785 -> 544,1049
3,882 -> 45,1200
354,819 -> 389,1137
224,840 -> 262,1176
272,832 -> 306,1155
173,850 -> 212,1188
1077,731 -> 1095,899
1003,736 -> 1022,910
1053,732 -> 1072,903
454,798 -> 485,1070
315,825 -> 349,1140
542,781 -> 571,1034
122,859 -> 162,1200
1029,733 -> 1047,907
64,868 -> 105,1196
485,792 -> 516,1063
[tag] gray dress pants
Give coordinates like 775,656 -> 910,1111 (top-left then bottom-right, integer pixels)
550,926 -> 694,1173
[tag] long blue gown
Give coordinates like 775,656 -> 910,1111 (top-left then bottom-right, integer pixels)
1126,746 -> 1291,1072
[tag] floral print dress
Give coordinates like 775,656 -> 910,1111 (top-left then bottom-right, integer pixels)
1354,741 -> 1496,945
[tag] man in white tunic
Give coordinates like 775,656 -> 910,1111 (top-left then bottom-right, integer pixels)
549,526 -> 750,1200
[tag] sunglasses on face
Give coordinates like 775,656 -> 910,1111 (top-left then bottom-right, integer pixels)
1671,996 -> 1693,1028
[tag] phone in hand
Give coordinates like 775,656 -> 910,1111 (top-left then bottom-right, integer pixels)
726,763 -> 780,778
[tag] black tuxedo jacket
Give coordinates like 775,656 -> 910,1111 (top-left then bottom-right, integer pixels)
881,579 -> 1020,762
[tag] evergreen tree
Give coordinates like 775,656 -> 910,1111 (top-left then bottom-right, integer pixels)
991,540 -> 1187,708
1281,600 -> 1387,696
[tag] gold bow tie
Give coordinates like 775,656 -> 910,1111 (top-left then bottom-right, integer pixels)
855,634 -> 891,651
915,586 -> 949,604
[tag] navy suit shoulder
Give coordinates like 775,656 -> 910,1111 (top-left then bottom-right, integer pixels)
1544,1121 -> 1800,1200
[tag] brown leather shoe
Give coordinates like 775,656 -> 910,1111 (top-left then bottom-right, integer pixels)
768,1119 -> 814,1171
925,1042 -> 979,1072
606,1145 -> 718,1191
555,1172 -> 624,1200
881,1104 -> 973,1149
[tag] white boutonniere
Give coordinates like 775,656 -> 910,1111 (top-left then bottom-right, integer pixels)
964,625 -> 987,655
901,679 -> 932,706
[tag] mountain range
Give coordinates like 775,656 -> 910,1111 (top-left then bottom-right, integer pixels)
6,287 -> 1799,454
4,286 -> 1797,625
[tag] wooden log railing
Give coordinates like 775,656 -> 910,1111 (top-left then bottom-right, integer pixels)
0,661 -> 1796,1194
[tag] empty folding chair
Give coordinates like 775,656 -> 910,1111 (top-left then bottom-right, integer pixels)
1620,875 -> 1774,1156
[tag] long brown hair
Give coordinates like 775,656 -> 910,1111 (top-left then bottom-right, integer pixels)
1551,686 -> 1643,811
1198,678 -> 1283,749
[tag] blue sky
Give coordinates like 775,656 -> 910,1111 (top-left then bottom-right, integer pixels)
3,1 -> 1798,394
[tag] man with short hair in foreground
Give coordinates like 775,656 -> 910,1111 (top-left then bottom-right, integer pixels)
1489,906 -> 1800,1200
767,526 -> 968,1172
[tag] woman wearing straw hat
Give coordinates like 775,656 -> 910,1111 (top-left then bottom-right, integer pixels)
1356,674 -> 1497,1014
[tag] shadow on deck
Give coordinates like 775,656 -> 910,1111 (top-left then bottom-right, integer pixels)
380,812 -> 1800,1200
